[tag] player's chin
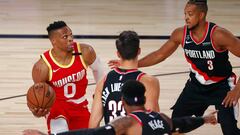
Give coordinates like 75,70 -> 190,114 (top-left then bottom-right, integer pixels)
67,45 -> 74,51
67,48 -> 73,52
186,24 -> 192,29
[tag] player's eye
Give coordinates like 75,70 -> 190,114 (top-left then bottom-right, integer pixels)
188,12 -> 193,16
63,35 -> 67,39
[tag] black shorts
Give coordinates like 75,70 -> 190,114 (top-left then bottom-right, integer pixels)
171,76 -> 240,134
173,77 -> 230,107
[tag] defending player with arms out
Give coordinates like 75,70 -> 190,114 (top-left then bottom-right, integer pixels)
29,21 -> 104,134
89,31 -> 160,128
122,0 -> 240,135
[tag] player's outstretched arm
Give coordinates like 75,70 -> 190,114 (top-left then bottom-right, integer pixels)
172,110 -> 218,133
138,27 -> 183,68
89,78 -> 105,128
213,27 -> 240,107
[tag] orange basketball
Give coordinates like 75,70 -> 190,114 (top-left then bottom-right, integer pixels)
27,82 -> 56,110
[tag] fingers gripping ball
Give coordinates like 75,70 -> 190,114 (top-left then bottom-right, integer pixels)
27,82 -> 56,110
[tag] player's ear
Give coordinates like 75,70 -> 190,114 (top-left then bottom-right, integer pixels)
117,51 -> 121,59
199,12 -> 205,20
50,38 -> 56,46
137,48 -> 141,55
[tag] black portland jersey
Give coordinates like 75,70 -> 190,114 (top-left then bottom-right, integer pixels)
129,110 -> 171,135
102,68 -> 145,124
182,22 -> 232,85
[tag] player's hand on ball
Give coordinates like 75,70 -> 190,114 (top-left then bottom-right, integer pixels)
29,107 -> 49,117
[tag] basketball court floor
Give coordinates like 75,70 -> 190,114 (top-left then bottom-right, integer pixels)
0,0 -> 239,134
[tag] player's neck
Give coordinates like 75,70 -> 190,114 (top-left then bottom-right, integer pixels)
127,106 -> 145,114
190,21 -> 207,41
119,59 -> 138,69
51,48 -> 72,65
191,21 -> 207,34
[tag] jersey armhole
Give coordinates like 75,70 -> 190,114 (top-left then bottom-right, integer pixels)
136,73 -> 146,81
210,25 -> 227,53
40,54 -> 52,81
76,43 -> 88,69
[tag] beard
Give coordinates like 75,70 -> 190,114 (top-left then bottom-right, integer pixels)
67,44 -> 74,52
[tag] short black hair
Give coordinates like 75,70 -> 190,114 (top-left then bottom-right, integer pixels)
46,21 -> 67,37
121,80 -> 146,106
188,0 -> 208,14
116,31 -> 140,60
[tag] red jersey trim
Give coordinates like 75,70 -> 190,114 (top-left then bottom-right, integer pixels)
181,26 -> 187,47
190,22 -> 209,45
41,54 -> 53,81
136,73 -> 145,81
185,55 -> 226,82
210,25 -> 227,53
114,68 -> 138,74
128,113 -> 143,126
76,43 -> 88,69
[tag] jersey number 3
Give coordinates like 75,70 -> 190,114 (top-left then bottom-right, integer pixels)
207,60 -> 214,70
108,100 -> 126,122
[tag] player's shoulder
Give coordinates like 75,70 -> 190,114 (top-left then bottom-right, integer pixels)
212,26 -> 231,38
78,43 -> 95,54
78,43 -> 94,50
170,26 -> 185,43
139,74 -> 159,84
111,115 -> 136,127
32,58 -> 49,77
33,58 -> 48,69
172,26 -> 185,35
77,42 -> 96,65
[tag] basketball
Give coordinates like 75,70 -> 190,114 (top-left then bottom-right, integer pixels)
27,82 -> 56,109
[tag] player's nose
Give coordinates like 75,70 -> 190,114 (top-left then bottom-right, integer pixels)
68,35 -> 73,42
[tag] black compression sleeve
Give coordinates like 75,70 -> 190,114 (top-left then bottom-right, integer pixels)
56,125 -> 115,135
172,117 -> 204,133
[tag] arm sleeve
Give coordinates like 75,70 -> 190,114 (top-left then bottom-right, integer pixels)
56,125 -> 115,135
172,116 -> 204,133
89,56 -> 105,82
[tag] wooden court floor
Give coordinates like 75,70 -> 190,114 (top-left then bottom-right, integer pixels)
0,0 -> 239,135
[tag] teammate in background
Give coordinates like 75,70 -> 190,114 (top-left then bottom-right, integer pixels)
112,0 -> 240,134
28,21 -> 104,134
23,80 -> 218,135
89,31 -> 160,128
